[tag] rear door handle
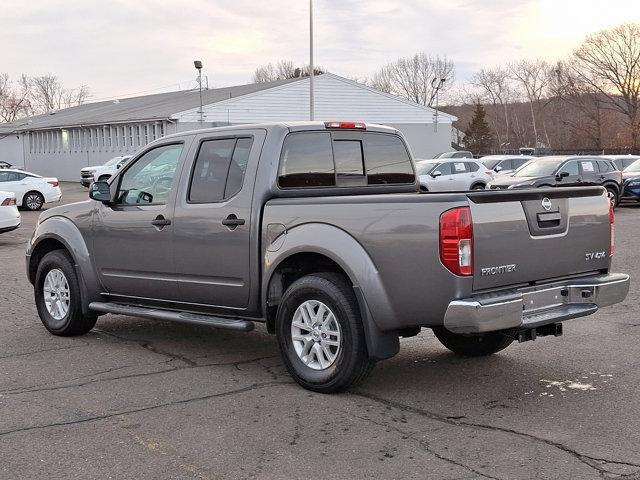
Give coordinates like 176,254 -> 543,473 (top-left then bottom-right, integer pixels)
151,215 -> 171,227
222,214 -> 245,229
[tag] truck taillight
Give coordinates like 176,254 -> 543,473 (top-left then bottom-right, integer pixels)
609,202 -> 615,257
324,121 -> 366,130
440,207 -> 473,276
1,197 -> 16,206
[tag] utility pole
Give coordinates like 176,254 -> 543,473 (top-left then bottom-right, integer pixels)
194,60 -> 204,123
309,0 -> 315,121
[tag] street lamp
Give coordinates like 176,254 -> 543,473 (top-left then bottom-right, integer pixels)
194,60 -> 204,123
432,77 -> 446,132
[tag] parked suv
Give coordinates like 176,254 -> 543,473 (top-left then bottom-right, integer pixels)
27,122 -> 629,392
416,158 -> 493,191
487,156 -> 622,206
80,156 -> 132,187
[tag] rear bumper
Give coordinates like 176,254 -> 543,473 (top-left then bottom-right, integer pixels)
443,273 -> 630,334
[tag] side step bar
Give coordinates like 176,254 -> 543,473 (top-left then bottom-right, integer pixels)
89,302 -> 255,332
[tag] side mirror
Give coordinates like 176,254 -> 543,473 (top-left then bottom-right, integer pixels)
89,181 -> 112,203
431,170 -> 442,178
116,164 -> 122,169
495,165 -> 503,172
556,171 -> 570,180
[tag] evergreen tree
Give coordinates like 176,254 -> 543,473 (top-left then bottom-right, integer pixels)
463,102 -> 494,154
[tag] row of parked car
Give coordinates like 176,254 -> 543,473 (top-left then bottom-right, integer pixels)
0,161 -> 62,234
416,153 -> 640,207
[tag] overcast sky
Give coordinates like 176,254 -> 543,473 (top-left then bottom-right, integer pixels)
2,0 -> 639,100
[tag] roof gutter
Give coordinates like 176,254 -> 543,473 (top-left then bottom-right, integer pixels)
15,117 -> 174,132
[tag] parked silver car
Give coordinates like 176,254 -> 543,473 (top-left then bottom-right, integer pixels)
416,158 -> 494,191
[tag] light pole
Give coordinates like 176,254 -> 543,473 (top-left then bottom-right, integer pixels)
432,77 -> 445,132
309,0 -> 315,121
194,60 -> 204,123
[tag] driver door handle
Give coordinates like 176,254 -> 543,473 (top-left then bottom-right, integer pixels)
222,214 -> 245,228
151,215 -> 171,227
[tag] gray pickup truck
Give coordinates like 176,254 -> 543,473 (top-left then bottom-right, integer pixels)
27,121 -> 630,392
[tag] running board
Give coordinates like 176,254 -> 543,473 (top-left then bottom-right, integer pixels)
88,302 -> 255,332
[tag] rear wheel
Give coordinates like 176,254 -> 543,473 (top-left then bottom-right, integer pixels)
276,273 -> 375,393
471,183 -> 486,190
22,191 -> 44,211
35,250 -> 97,336
432,327 -> 515,357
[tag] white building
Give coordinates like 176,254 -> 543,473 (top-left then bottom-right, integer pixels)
0,73 -> 456,181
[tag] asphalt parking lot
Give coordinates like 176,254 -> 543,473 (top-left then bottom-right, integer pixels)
1,182 -> 639,480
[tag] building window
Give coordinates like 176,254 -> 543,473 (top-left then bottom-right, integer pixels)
62,129 -> 69,151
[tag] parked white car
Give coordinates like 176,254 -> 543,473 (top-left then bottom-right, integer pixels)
80,156 -> 132,187
416,159 -> 494,191
0,191 -> 21,233
0,169 -> 62,211
479,155 -> 535,175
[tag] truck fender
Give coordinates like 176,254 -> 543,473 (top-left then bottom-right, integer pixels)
27,216 -> 102,316
263,223 -> 400,360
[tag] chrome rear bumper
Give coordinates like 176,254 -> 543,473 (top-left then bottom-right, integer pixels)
444,273 -> 630,334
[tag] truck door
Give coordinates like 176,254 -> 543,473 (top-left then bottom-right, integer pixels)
171,129 -> 266,309
92,142 -> 188,300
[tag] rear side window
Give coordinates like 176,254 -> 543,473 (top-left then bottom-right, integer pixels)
466,162 -> 480,172
580,161 -> 596,173
189,137 -> 252,203
363,134 -> 414,185
278,133 -> 335,188
596,161 -> 613,173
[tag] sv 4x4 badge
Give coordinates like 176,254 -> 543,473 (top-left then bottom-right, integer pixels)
585,251 -> 607,260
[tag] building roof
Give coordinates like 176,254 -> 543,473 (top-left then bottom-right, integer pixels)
0,73 -> 455,132
3,77 -> 304,132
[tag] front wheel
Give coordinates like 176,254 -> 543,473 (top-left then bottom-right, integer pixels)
432,327 -> 515,357
276,273 -> 375,393
471,183 -> 486,190
35,250 -> 97,336
22,191 -> 44,211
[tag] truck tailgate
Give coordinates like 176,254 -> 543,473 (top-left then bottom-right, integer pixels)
467,187 -> 611,291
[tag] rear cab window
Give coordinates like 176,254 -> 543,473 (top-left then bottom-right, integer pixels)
278,131 -> 414,188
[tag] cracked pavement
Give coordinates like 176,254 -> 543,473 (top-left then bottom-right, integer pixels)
0,183 -> 639,479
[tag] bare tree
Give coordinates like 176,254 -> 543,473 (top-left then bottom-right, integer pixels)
252,60 -> 325,83
0,73 -> 31,122
369,53 -> 455,106
571,22 -> 640,148
508,59 -> 553,148
471,67 -> 514,149
26,74 -> 90,114
549,61 -> 605,149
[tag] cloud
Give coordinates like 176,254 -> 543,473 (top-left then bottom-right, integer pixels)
0,0 -> 638,99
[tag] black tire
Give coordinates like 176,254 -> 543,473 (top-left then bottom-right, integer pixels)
605,185 -> 619,208
471,183 -> 486,190
432,327 -> 515,357
276,272 -> 375,393
22,191 -> 44,211
98,175 -> 111,182
420,186 -> 429,193
34,250 -> 97,336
